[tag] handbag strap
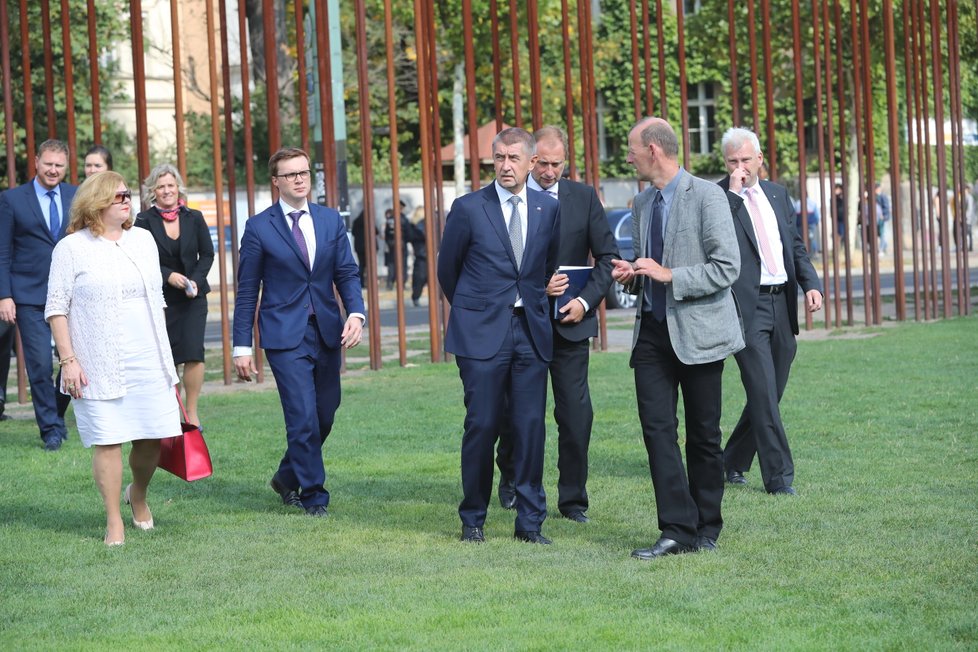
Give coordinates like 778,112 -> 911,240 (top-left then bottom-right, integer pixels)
174,387 -> 191,423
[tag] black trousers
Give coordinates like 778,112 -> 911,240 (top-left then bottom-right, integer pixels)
0,321 -> 12,414
724,292 -> 797,491
631,315 -> 725,546
497,331 -> 593,514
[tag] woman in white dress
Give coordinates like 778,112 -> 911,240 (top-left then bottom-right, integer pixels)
46,171 -> 181,547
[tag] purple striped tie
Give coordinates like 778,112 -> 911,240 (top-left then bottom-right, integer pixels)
288,210 -> 311,270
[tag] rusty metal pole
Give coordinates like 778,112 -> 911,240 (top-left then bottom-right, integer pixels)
59,0 -> 78,183
384,0 -> 406,367
170,0 -> 187,182
1,0 -> 16,188
40,0 -> 56,139
313,0 -> 337,207
204,0 -> 231,385
490,0 -> 504,132
654,0 -> 667,116
901,0 -> 922,321
629,1 -> 641,120
809,0 -> 830,328
821,0 -> 842,328
847,0 -> 869,326
747,0 -> 760,134
761,0 -> 776,179
859,0 -> 880,325
577,0 -> 593,183
463,0 -> 482,189
917,0 -> 938,319
675,0 -> 690,167
929,0 -> 951,318
949,0 -> 969,315
790,0 -> 812,330
728,0 -> 741,127
834,0 -> 853,326
354,0 -> 384,370
560,0 -> 577,179
86,0 -> 102,141
641,0 -> 654,115
129,0 -> 150,186
237,0 -> 256,221
882,0 -> 906,320
19,0 -> 36,177
262,0 -> 281,155
219,0 -> 240,285
294,0 -> 311,156
508,0 -> 523,128
527,0 -> 542,128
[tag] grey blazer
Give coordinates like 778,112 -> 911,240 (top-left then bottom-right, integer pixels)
628,170 -> 745,365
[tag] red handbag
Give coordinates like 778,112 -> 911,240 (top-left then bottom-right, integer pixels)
158,390 -> 213,482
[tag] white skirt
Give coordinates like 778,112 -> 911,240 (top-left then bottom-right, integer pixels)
73,297 -> 181,448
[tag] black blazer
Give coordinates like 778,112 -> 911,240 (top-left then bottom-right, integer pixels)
553,179 -> 619,342
720,178 -> 822,335
134,206 -> 215,305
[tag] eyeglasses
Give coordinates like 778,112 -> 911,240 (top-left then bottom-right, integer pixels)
274,170 -> 311,183
111,191 -> 132,205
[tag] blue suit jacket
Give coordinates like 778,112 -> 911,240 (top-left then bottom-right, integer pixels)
233,202 -> 365,351
437,183 -> 561,361
0,181 -> 76,305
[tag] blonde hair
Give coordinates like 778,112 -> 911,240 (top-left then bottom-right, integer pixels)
68,171 -> 134,237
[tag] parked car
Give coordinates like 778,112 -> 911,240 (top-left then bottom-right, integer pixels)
604,208 -> 636,310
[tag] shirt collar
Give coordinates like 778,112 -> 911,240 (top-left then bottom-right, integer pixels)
526,175 -> 558,197
279,198 -> 310,218
494,179 -> 528,207
34,178 -> 58,198
656,167 -> 685,207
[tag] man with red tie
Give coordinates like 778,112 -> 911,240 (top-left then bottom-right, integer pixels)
719,127 -> 823,496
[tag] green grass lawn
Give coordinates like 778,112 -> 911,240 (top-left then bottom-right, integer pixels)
1,317 -> 976,649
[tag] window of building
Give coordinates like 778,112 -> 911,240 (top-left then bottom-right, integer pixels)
687,82 -> 716,155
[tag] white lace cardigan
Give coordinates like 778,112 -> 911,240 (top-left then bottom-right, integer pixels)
45,227 -> 179,399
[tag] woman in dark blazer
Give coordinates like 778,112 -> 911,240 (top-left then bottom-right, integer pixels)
135,164 -> 214,425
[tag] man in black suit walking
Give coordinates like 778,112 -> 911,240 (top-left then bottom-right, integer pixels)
0,139 -> 77,449
495,126 -> 618,523
719,127 -> 823,495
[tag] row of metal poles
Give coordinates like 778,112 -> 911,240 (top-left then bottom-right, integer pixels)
0,0 -> 973,394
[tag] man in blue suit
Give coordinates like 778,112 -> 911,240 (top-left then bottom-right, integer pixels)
233,147 -> 365,517
0,139 -> 77,450
437,127 -> 561,544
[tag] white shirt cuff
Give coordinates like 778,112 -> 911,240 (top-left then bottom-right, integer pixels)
576,297 -> 590,312
232,346 -> 252,358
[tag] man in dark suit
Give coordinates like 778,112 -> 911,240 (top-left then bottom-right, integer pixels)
0,139 -> 77,449
719,127 -> 823,495
495,125 -> 618,523
233,147 -> 365,517
611,117 -> 744,559
437,127 -> 561,544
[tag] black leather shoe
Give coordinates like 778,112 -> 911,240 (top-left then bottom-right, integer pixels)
304,505 -> 328,517
768,486 -> 798,496
498,477 -> 516,510
631,537 -> 695,560
43,434 -> 63,451
696,536 -> 718,552
725,470 -> 747,485
270,474 -> 303,508
461,526 -> 485,543
514,530 -> 552,545
561,510 -> 590,523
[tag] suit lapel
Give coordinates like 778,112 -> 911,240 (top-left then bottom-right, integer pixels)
663,174 -> 691,246
760,181 -> 792,264
24,184 -> 56,244
310,205 -> 330,273
525,189 -> 548,260
269,203 -> 309,271
483,185 -> 518,270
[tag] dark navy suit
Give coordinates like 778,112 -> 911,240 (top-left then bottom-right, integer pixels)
0,180 -> 76,441
233,202 -> 364,508
437,182 -> 560,533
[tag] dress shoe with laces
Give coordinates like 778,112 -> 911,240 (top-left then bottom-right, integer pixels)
561,510 -> 589,523
270,474 -> 303,508
631,537 -> 696,560
124,483 -> 154,530
498,478 -> 516,510
304,505 -> 329,517
725,470 -> 747,485
514,531 -> 552,545
696,536 -> 718,552
768,486 -> 797,496
461,526 -> 485,543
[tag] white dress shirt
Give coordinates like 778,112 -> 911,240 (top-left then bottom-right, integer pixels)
741,184 -> 788,286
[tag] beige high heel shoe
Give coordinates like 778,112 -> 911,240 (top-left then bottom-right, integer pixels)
124,483 -> 155,530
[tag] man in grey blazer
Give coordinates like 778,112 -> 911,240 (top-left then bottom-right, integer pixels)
612,117 -> 744,559
719,127 -> 822,495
